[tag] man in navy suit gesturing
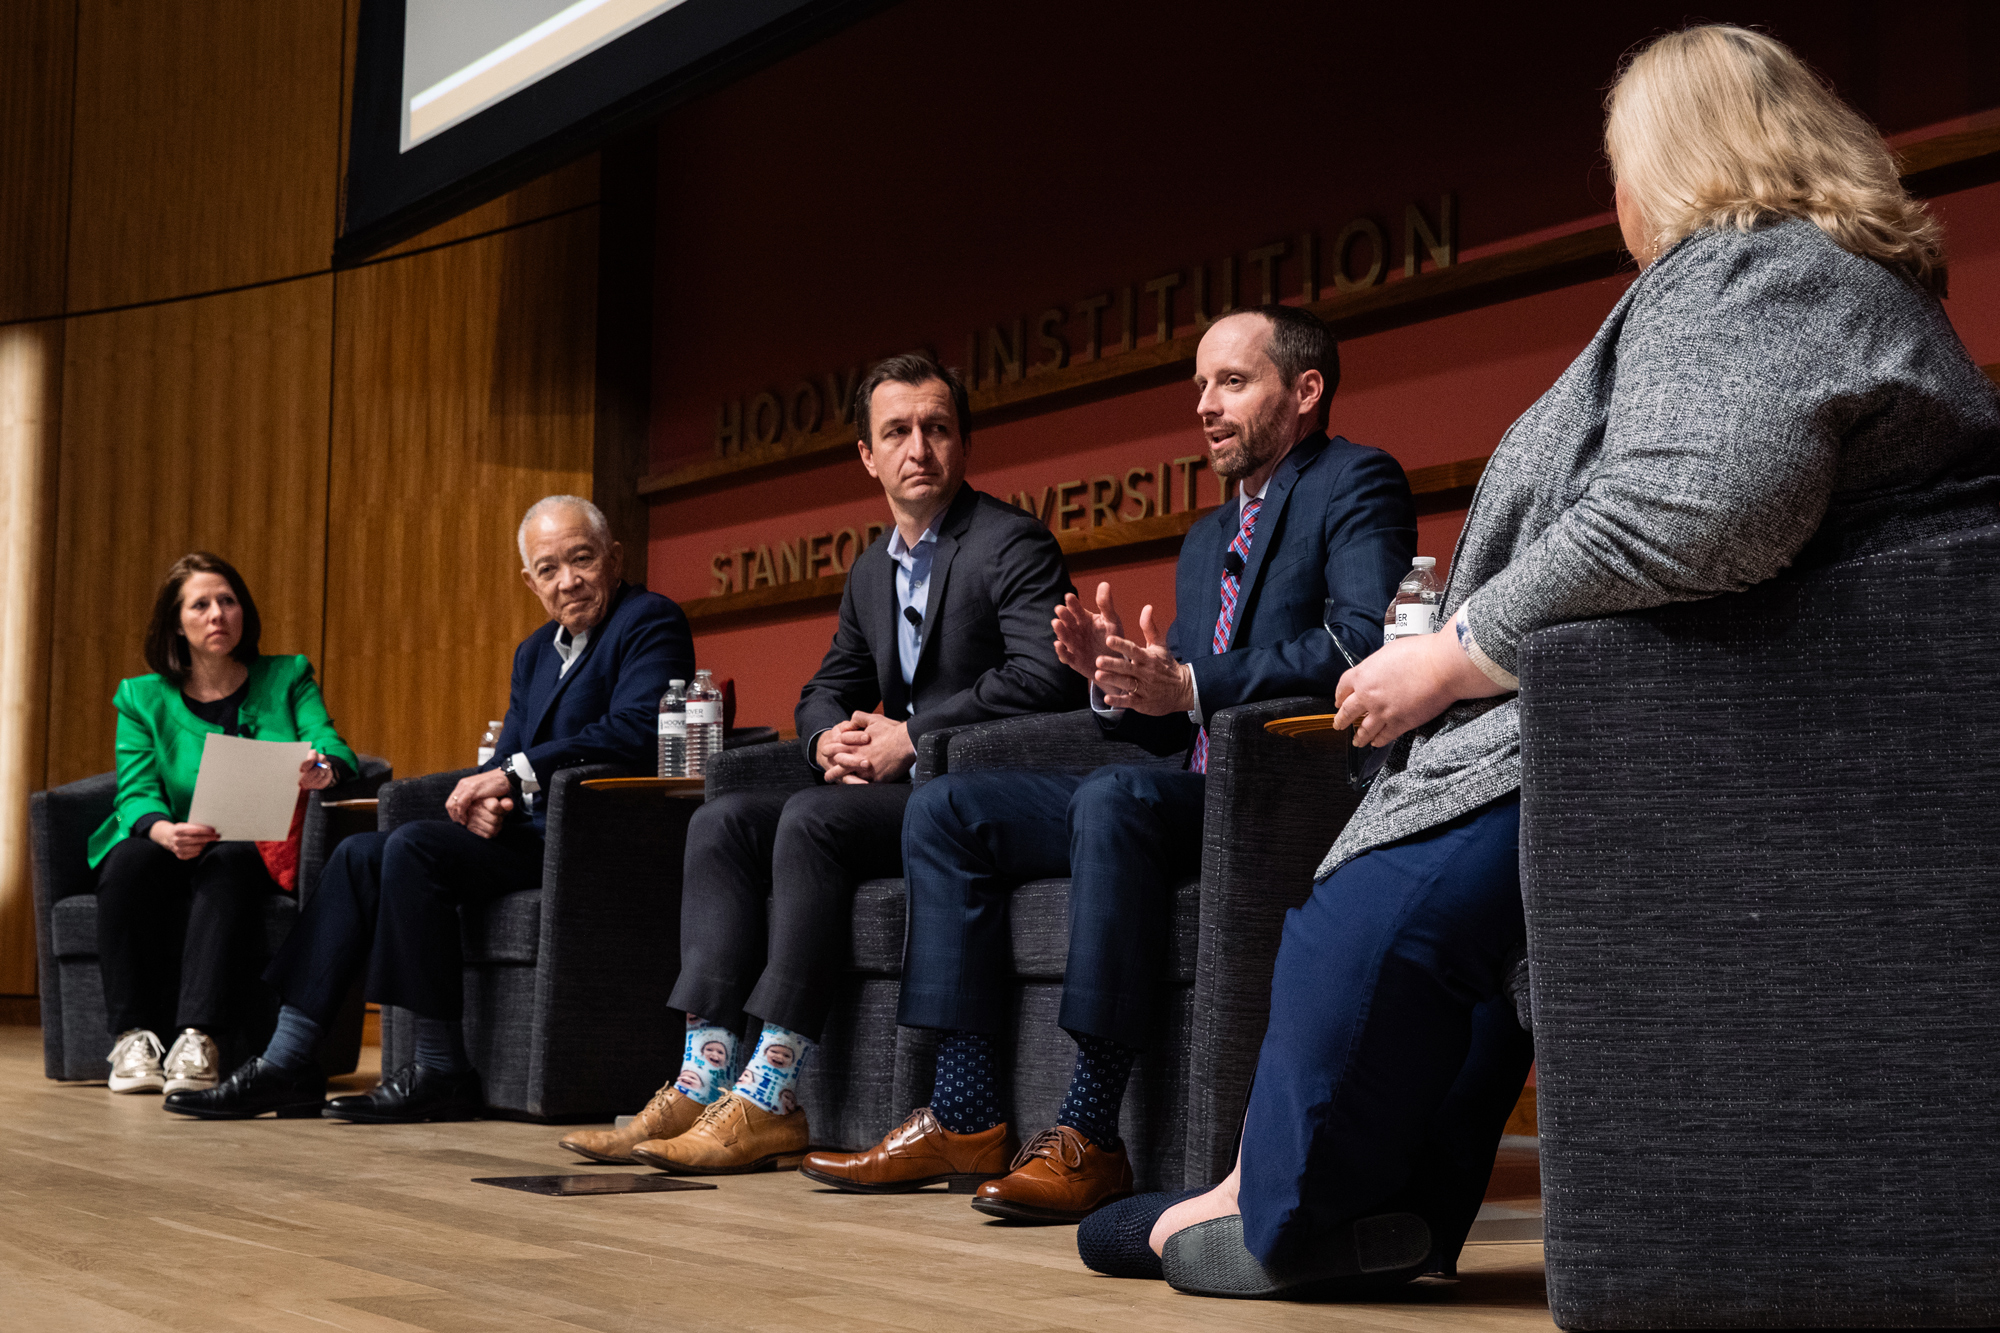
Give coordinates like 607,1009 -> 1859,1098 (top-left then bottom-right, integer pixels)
804,305 -> 1415,1219
168,496 -> 694,1122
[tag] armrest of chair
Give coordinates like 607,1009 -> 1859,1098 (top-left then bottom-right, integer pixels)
704,738 -> 819,799
529,762 -> 697,1115
299,754 -> 392,903
1515,527 -> 2000,1321
377,768 -> 475,830
922,708 -> 1175,779
31,771 -> 119,1077
1182,695 -> 1355,1183
31,772 -> 118,906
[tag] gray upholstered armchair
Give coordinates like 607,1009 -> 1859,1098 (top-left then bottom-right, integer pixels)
708,697 -> 1361,1191
32,756 -> 391,1080
1519,523 -> 2000,1328
375,763 -> 699,1120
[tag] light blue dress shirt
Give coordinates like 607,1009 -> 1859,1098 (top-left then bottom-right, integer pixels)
885,517 -> 941,694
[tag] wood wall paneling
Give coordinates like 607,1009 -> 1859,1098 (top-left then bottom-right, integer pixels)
48,277 -> 335,787
370,157 -> 602,261
0,0 -> 77,324
0,323 -> 63,994
325,210 -> 599,780
65,0 -> 345,312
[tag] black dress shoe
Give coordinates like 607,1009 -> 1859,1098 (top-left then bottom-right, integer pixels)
1160,1211 -> 1431,1299
1077,1188 -> 1206,1279
163,1058 -> 326,1120
324,1062 -> 484,1123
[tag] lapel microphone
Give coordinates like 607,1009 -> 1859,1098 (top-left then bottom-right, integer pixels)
1223,549 -> 1246,578
904,606 -> 922,629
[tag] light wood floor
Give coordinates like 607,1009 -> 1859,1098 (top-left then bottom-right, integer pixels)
0,1026 -> 1550,1332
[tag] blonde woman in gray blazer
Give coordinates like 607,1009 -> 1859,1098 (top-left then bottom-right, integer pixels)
1105,25 -> 2000,1298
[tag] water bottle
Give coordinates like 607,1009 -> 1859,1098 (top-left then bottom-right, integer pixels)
685,670 -> 725,777
1383,556 -> 1444,643
477,720 -> 503,766
657,680 -> 687,778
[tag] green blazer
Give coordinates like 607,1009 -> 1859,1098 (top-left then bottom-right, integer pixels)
87,654 -> 359,869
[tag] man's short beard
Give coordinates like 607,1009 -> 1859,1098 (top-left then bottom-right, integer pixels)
1210,399 -> 1290,485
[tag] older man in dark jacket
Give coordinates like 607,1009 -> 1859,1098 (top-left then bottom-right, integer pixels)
168,495 -> 693,1123
556,353 -> 1083,1174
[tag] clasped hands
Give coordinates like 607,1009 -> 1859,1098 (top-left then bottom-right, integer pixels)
817,711 -> 915,784
446,768 -> 514,839
1052,582 -> 1195,715
148,750 -> 341,859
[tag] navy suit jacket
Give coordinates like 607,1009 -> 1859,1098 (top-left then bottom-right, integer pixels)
1108,431 -> 1416,757
482,583 -> 695,825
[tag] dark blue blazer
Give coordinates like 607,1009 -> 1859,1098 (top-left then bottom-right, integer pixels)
482,583 -> 695,824
1108,432 -> 1415,757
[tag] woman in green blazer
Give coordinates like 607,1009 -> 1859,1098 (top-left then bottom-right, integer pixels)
93,552 -> 358,1100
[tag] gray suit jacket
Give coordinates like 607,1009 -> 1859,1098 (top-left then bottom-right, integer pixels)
1322,218 -> 2000,877
795,483 -> 1085,764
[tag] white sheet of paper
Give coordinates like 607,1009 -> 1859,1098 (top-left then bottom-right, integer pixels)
185,733 -> 313,841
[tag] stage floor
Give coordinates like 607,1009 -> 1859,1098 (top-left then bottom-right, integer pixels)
0,1027 -> 1550,1331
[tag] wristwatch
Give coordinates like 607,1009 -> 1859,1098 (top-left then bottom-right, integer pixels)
503,752 -> 541,808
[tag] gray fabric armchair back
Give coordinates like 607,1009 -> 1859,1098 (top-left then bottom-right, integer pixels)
709,700 -> 1358,1190
1519,523 -> 2000,1329
31,756 -> 391,1080
376,764 -> 699,1120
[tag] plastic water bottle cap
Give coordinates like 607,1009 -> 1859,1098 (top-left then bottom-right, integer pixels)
1413,556 -> 1436,568
670,679 -> 685,688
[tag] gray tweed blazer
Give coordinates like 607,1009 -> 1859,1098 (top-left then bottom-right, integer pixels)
1319,218 -> 2000,878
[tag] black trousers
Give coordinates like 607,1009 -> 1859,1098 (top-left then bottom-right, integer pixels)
668,782 -> 910,1041
896,765 -> 1205,1049
263,819 -> 543,1024
95,836 -> 277,1037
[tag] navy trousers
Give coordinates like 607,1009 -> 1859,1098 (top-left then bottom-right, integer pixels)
897,764 -> 1203,1049
1239,793 -> 1533,1270
263,819 -> 543,1024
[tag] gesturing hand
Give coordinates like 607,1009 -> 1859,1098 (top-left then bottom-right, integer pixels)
1096,604 -> 1195,716
1052,582 -> 1124,679
820,710 -> 916,785
148,820 -> 219,860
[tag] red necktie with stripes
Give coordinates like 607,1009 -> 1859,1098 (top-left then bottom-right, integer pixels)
1191,495 -> 1262,774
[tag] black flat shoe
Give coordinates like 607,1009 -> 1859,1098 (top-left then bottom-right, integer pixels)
1160,1211 -> 1431,1299
163,1058 -> 326,1120
1077,1187 -> 1206,1279
324,1062 -> 484,1123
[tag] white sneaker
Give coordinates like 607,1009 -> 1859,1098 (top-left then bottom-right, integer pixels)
107,1029 -> 166,1093
162,1029 -> 220,1094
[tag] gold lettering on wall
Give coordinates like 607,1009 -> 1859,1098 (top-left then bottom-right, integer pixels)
704,452 -> 1225,593
707,195 -> 1456,457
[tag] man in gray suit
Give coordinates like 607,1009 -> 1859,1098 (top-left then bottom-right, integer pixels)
557,353 -> 1084,1173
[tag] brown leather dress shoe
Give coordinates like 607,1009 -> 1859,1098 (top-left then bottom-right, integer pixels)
801,1107 -> 1015,1194
558,1083 -> 705,1164
631,1091 -> 809,1175
971,1124 -> 1134,1224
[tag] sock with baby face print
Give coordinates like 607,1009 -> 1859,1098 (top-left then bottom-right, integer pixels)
675,1015 -> 739,1106
731,1022 -> 813,1115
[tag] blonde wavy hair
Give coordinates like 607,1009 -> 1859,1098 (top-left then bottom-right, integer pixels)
1605,25 -> 1944,293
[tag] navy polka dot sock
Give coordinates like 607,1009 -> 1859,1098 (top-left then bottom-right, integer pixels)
929,1031 -> 1003,1135
1055,1031 -> 1138,1151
